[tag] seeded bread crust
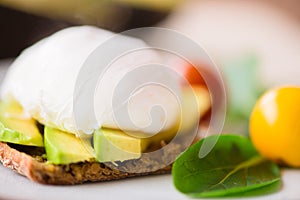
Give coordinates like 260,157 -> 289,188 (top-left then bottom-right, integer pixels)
0,142 -> 179,185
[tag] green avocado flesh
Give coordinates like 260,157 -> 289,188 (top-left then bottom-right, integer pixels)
94,128 -> 149,162
44,127 -> 94,165
0,97 -> 183,164
0,100 -> 43,147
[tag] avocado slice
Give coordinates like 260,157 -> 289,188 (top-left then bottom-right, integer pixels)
44,127 -> 94,164
94,128 -> 149,162
0,100 -> 43,147
140,86 -> 210,145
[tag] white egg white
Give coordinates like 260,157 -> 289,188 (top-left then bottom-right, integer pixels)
1,26 -> 181,136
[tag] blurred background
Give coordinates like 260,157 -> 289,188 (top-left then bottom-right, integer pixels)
1,0 -> 300,84
0,0 -> 299,60
1,0 -> 300,133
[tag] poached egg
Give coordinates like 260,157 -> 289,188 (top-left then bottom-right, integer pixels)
1,26 -> 181,136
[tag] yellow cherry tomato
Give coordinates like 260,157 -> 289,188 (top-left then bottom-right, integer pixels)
250,86 -> 300,167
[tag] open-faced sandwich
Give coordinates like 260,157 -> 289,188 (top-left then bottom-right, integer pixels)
0,26 -> 211,185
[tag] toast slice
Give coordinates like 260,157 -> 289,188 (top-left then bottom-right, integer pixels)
0,141 -> 183,185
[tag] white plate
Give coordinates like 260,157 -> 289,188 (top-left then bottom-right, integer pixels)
0,163 -> 300,200
0,60 -> 299,200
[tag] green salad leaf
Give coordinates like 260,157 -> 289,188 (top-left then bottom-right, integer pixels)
172,135 -> 281,197
222,55 -> 264,134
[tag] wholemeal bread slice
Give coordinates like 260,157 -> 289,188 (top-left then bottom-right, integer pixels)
0,141 -> 184,185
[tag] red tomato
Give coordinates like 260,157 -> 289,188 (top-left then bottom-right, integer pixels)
185,64 -> 206,85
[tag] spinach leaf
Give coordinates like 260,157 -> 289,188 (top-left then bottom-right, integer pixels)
172,135 -> 281,197
222,55 -> 264,134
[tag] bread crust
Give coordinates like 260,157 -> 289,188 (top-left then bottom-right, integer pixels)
0,142 -> 175,185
